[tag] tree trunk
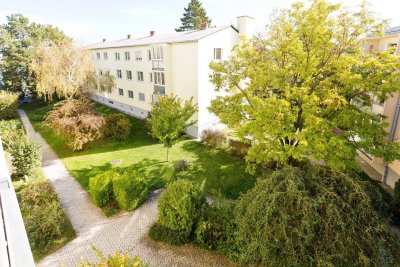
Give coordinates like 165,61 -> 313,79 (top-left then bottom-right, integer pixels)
166,147 -> 169,162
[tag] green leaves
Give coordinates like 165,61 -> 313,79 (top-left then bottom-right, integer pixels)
209,0 -> 400,171
175,0 -> 212,32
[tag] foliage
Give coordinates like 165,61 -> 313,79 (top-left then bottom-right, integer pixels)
175,0 -> 212,32
228,139 -> 250,158
89,170 -> 117,208
0,91 -> 19,119
0,14 -> 70,93
209,0 -> 400,171
44,99 -> 105,151
394,180 -> 400,206
148,222 -> 189,245
200,129 -> 227,148
147,95 -> 197,161
112,170 -> 148,211
157,179 -> 205,242
0,118 -> 25,151
195,201 -> 238,256
234,166 -> 400,266
104,113 -> 132,141
31,42 -> 115,102
79,248 -> 148,267
18,179 -> 75,259
9,139 -> 42,180
173,159 -> 189,172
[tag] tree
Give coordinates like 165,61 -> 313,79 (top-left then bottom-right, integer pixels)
175,0 -> 212,32
209,0 -> 400,171
147,95 -> 197,161
235,166 -> 400,266
31,42 -> 115,102
0,14 -> 70,94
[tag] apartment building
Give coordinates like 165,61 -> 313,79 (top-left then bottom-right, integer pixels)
90,16 -> 254,138
360,26 -> 400,188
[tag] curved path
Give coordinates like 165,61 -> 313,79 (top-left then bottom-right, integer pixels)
18,109 -> 235,267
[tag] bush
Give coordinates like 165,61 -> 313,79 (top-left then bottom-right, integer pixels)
200,129 -> 227,148
0,91 -> 18,119
89,170 -> 117,207
44,99 -> 105,151
157,180 -> 205,243
19,180 -> 73,253
234,166 -> 400,266
112,170 -> 148,211
104,113 -> 132,141
79,247 -> 148,267
394,180 -> 400,206
148,222 -> 188,245
0,119 -> 25,151
195,201 -> 238,256
228,139 -> 250,158
173,159 -> 188,172
160,164 -> 176,182
10,139 -> 42,180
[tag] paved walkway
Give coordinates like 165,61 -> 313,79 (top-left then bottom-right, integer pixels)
18,109 -> 234,267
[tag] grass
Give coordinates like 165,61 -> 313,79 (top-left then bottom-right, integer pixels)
22,101 -> 255,214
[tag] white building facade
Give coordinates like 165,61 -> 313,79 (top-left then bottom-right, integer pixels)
90,16 -> 254,138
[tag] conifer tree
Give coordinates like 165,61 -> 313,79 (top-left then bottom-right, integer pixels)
175,0 -> 212,32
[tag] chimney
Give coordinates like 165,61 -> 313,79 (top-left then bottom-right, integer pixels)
236,15 -> 255,40
200,22 -> 208,30
150,31 -> 155,36
102,38 -> 106,43
127,34 -> 132,39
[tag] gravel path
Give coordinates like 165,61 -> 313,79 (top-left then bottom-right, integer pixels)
18,109 -> 235,267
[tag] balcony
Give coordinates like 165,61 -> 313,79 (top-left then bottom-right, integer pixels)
152,60 -> 164,70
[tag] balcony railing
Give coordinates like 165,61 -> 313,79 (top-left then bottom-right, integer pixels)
152,60 -> 164,70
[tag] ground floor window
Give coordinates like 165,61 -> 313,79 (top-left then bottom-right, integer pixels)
128,90 -> 134,98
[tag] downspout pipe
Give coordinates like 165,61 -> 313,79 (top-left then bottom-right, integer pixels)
382,96 -> 400,183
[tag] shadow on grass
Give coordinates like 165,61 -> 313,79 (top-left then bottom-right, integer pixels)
179,141 -> 255,199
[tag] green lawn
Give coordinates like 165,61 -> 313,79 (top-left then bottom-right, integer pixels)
22,101 -> 255,204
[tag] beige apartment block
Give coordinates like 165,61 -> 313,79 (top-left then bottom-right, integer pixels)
89,16 -> 254,138
361,26 -> 400,188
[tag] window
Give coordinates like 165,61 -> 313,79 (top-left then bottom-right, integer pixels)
128,90 -> 134,98
154,72 -> 165,85
126,70 -> 132,80
105,70 -> 110,75
118,88 -> 124,96
96,53 -> 101,60
125,51 -> 130,60
103,52 -> 108,60
148,49 -> 151,60
213,48 -> 222,60
149,73 -> 153,83
137,71 -> 144,82
116,69 -> 122,79
135,51 -> 142,60
152,46 -> 164,59
115,52 -> 120,60
139,93 -> 145,101
99,69 -> 103,76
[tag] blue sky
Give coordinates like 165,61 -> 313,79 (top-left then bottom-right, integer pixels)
1,0 -> 399,44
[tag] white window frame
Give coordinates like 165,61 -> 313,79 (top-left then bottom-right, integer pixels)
152,46 -> 164,60
103,52 -> 108,60
125,51 -> 130,61
139,92 -> 145,102
137,71 -> 144,82
148,49 -> 151,60
115,52 -> 120,60
213,48 -> 222,60
126,70 -> 132,80
135,51 -> 143,61
128,90 -> 134,99
154,71 -> 165,85
118,88 -> 124,96
96,52 -> 101,60
149,72 -> 153,83
116,69 -> 122,79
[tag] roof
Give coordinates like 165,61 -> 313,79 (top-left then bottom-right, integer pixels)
89,26 -> 234,50
384,26 -> 400,35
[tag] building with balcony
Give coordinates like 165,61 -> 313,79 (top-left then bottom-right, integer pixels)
89,16 -> 254,138
360,27 -> 400,189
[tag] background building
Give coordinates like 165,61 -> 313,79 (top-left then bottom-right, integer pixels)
90,16 -> 254,138
360,27 -> 400,189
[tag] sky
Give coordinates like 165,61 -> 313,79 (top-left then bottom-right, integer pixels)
1,0 -> 400,44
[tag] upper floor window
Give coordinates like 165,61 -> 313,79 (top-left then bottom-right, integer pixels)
99,69 -> 103,76
103,52 -> 108,60
118,88 -> 124,96
152,46 -> 164,60
154,72 -> 165,85
125,52 -> 130,60
105,70 -> 110,75
135,51 -> 142,61
139,92 -> 145,102
148,49 -> 151,60
213,48 -> 222,60
126,70 -> 132,80
115,52 -> 121,60
128,90 -> 134,98
116,69 -> 122,78
96,53 -> 101,60
137,71 -> 144,82
149,73 -> 153,83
